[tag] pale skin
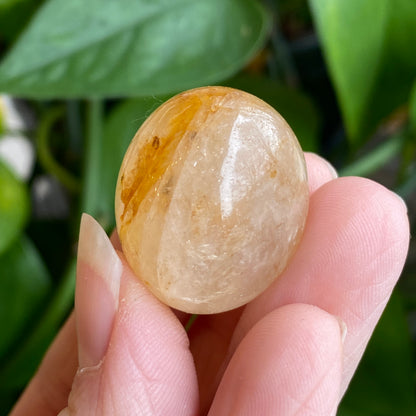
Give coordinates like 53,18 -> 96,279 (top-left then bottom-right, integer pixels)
11,153 -> 409,416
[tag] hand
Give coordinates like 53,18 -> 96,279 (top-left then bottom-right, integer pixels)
11,153 -> 409,416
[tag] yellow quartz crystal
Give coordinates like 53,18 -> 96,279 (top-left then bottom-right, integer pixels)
115,86 -> 308,314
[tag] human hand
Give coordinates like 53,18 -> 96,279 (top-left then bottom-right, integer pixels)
11,153 -> 409,416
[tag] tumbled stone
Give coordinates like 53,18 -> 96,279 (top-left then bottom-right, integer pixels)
115,86 -> 308,314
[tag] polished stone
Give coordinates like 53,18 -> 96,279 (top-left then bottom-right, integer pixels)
115,86 -> 308,314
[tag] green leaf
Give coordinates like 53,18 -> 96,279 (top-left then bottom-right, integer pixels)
340,291 -> 416,415
0,0 -> 271,98
0,0 -> 44,45
226,74 -> 320,152
97,96 -> 167,228
309,0 -> 416,144
0,391 -> 19,416
337,409 -> 366,416
0,159 -> 29,254
0,0 -> 20,8
0,258 -> 75,390
339,132 -> 403,177
0,236 -> 51,360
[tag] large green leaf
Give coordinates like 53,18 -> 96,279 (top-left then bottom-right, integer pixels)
309,0 -> 416,144
339,291 -> 416,415
0,0 -> 271,98
226,75 -> 320,151
0,159 -> 29,254
0,236 -> 51,360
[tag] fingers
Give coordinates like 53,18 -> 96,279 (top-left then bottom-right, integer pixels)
188,308 -> 244,415
304,152 -> 338,193
61,257 -> 198,415
10,314 -> 78,416
208,304 -> 343,416
14,215 -> 198,416
61,216 -> 199,415
229,177 -> 409,394
12,213 -> 122,416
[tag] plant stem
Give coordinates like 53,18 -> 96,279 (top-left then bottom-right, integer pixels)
81,99 -> 103,216
66,100 -> 83,154
37,107 -> 80,193
185,314 -> 198,332
264,0 -> 298,87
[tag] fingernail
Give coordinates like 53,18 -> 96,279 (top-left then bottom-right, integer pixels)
336,317 -> 347,344
76,213 -> 122,368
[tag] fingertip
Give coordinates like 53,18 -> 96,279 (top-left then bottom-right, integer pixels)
311,176 -> 410,265
100,257 -> 199,415
301,177 -> 410,391
116,254 -> 192,354
304,152 -> 338,194
210,304 -> 343,416
76,213 -> 122,368
61,258 -> 199,415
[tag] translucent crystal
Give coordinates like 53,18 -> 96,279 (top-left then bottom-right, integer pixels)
115,86 -> 308,314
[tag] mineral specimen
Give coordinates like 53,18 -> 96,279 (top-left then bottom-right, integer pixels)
115,86 -> 308,314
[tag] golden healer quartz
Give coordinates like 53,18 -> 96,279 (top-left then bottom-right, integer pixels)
115,86 -> 308,314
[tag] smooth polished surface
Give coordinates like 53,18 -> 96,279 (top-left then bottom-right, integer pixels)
115,86 -> 308,314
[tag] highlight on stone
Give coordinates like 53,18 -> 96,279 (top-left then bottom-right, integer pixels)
115,86 -> 309,314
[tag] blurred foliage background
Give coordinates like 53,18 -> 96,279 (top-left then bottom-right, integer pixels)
0,0 -> 415,414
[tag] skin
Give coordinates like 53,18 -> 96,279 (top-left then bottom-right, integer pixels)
10,153 -> 409,416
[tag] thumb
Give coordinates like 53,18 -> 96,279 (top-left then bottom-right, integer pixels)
58,214 -> 198,416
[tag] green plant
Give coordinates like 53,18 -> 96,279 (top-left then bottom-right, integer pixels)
0,0 -> 415,414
